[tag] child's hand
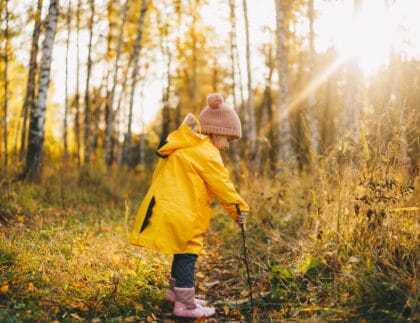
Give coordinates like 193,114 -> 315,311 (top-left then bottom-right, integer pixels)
236,211 -> 248,228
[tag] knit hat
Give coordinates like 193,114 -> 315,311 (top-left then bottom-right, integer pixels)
198,93 -> 242,139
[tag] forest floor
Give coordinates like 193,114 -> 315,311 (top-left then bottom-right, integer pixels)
0,207 -> 275,322
1,165 -> 418,322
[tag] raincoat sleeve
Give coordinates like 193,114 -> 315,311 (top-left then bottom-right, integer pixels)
197,150 -> 249,221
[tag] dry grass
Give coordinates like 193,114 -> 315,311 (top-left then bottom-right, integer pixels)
0,132 -> 419,321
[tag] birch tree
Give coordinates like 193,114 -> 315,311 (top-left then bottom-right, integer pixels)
84,0 -> 94,164
274,0 -> 292,161
242,0 -> 256,165
74,0 -> 81,165
25,0 -> 59,180
159,5 -> 172,140
63,0 -> 71,158
20,0 -> 43,161
123,0 -> 147,165
308,0 -> 319,156
256,32 -> 275,174
2,0 -> 9,168
343,0 -> 362,144
103,0 -> 117,160
189,0 -> 199,114
228,0 -> 241,181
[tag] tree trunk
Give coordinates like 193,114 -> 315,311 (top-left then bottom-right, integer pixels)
190,0 -> 199,113
20,0 -> 43,161
160,17 -> 172,139
63,0 -> 71,158
123,0 -> 147,165
274,0 -> 292,162
25,0 -> 59,180
228,0 -> 241,182
256,40 -> 274,174
308,0 -> 319,156
103,0 -> 128,166
75,0 -> 81,166
2,0 -> 10,169
342,0 -> 362,143
242,0 -> 256,167
84,0 -> 95,164
174,0 -> 182,126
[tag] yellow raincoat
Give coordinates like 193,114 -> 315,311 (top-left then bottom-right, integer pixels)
130,114 -> 249,255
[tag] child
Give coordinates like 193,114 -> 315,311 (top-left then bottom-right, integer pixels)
130,93 -> 249,318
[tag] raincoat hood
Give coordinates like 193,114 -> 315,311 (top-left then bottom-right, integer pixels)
157,114 -> 207,158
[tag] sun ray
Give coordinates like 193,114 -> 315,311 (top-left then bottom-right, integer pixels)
288,55 -> 347,113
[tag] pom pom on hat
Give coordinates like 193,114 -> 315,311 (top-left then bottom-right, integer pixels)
207,93 -> 224,109
198,93 -> 242,139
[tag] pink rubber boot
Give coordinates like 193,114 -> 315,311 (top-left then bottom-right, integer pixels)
173,287 -> 215,318
165,277 -> 207,306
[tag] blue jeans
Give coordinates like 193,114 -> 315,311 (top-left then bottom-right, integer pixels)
171,254 -> 198,288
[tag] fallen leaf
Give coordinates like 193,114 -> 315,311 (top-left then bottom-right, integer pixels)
71,301 -> 89,312
203,280 -> 220,287
133,302 -> 144,311
27,282 -> 35,291
231,309 -> 242,319
70,313 -> 83,321
223,304 -> 230,315
0,285 -> 9,293
196,317 -> 206,323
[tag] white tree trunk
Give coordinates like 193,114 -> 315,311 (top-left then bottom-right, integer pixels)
308,0 -> 319,156
20,0 -> 43,161
2,0 -> 10,169
229,0 -> 241,181
343,0 -> 362,143
64,0 -> 71,158
123,0 -> 147,165
274,0 -> 292,161
84,0 -> 95,164
75,0 -> 81,166
242,0 -> 256,164
25,0 -> 59,180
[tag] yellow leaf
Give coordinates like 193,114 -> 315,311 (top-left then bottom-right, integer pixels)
112,255 -> 121,263
0,284 -> 9,293
196,317 -> 206,323
70,313 -> 83,321
27,282 -> 35,291
126,269 -> 136,276
223,304 -> 230,315
133,302 -> 144,311
71,281 -> 85,288
17,216 -> 24,223
381,156 -> 390,162
231,309 -> 242,319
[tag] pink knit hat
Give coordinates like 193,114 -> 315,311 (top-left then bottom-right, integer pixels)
198,93 -> 242,139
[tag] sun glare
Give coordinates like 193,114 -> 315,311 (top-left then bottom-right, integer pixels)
316,0 -> 420,76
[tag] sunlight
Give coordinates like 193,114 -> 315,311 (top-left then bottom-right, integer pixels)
337,1 -> 394,74
316,0 -> 420,76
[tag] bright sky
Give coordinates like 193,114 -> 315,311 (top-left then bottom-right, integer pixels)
12,0 -> 420,134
